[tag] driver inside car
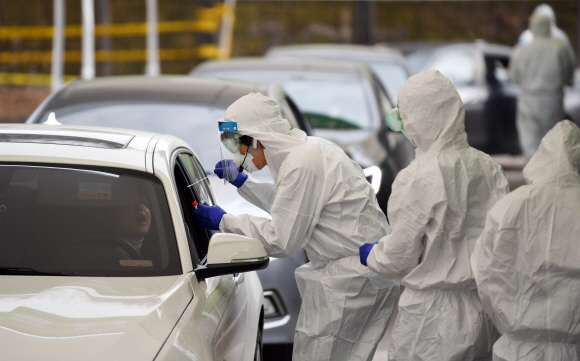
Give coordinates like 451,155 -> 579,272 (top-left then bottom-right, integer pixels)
112,190 -> 152,256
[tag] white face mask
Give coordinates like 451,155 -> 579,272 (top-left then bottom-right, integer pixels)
233,151 -> 261,173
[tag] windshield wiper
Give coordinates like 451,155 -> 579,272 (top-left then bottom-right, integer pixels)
0,267 -> 104,277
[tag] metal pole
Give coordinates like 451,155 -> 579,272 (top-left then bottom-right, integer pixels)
146,0 -> 160,76
51,0 -> 65,92
218,0 -> 237,59
81,0 -> 95,80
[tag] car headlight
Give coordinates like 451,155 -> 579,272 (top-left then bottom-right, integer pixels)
363,166 -> 382,194
263,290 -> 285,319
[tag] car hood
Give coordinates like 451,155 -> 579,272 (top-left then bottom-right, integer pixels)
0,274 -> 193,361
314,128 -> 387,168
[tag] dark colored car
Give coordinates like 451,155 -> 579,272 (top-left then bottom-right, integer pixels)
25,76 -> 310,355
191,57 -> 416,209
265,44 -> 410,102
381,40 -> 580,155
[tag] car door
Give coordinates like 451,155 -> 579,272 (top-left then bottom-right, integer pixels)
176,151 -> 250,361
483,54 -> 519,154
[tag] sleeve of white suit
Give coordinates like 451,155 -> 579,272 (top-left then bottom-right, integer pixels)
471,202 -> 505,328
509,50 -> 522,86
560,44 -> 576,86
237,175 -> 277,214
366,169 -> 445,280
219,162 -> 322,258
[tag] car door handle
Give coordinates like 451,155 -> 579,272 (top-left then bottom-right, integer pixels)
234,273 -> 244,285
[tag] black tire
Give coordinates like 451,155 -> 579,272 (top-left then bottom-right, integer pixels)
254,324 -> 264,361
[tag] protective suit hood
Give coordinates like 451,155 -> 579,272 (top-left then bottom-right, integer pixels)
224,92 -> 307,182
397,70 -> 469,156
530,13 -> 551,38
533,3 -> 556,25
524,119 -> 580,186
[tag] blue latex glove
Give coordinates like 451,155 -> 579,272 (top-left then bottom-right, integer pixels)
359,242 -> 377,266
191,203 -> 227,231
214,160 -> 248,188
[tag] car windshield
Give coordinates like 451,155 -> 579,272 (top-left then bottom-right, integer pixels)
206,70 -> 373,130
0,164 -> 181,277
405,49 -> 437,74
368,62 -> 408,101
37,102 -> 224,172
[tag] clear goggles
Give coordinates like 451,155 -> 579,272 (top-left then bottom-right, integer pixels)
386,108 -> 403,132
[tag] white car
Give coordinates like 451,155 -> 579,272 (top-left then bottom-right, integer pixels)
0,124 -> 267,361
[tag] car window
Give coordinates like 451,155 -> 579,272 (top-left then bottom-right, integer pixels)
205,70 -> 374,130
285,95 -> 314,135
173,155 -> 212,264
372,74 -> 394,121
368,62 -> 408,102
0,164 -> 181,276
278,98 -> 299,129
179,153 -> 215,206
485,56 -> 510,86
427,49 -> 476,86
36,102 -> 224,173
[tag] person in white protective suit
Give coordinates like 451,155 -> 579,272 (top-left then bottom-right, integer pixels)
360,70 -> 510,361
191,92 -> 399,361
517,3 -> 574,52
472,119 -> 580,361
510,12 -> 576,162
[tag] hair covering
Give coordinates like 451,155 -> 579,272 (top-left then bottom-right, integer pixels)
397,70 -> 469,156
472,120 -> 580,360
530,13 -> 552,38
224,92 -> 307,182
525,119 -> 580,184
533,3 -> 556,23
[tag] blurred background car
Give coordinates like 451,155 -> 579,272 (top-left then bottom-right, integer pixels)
265,44 -> 410,102
25,76 -> 309,357
192,57 -> 416,210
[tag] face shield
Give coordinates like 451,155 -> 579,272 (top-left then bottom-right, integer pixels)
218,119 -> 243,184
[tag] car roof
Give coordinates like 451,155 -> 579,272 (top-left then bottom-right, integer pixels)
192,57 -> 370,76
0,124 -> 188,172
380,40 -> 512,57
42,76 -> 273,110
266,44 -> 406,62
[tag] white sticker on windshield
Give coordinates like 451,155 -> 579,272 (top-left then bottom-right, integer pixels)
78,182 -> 112,200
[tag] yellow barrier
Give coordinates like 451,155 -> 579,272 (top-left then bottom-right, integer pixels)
0,72 -> 78,87
0,19 -> 222,40
0,45 -> 219,64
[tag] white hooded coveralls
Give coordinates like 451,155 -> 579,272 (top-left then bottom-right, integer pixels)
510,13 -> 576,162
219,93 -> 399,361
366,70 -> 510,361
517,3 -> 573,50
472,120 -> 580,361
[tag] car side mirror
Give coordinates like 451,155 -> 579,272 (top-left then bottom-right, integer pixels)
195,233 -> 269,282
